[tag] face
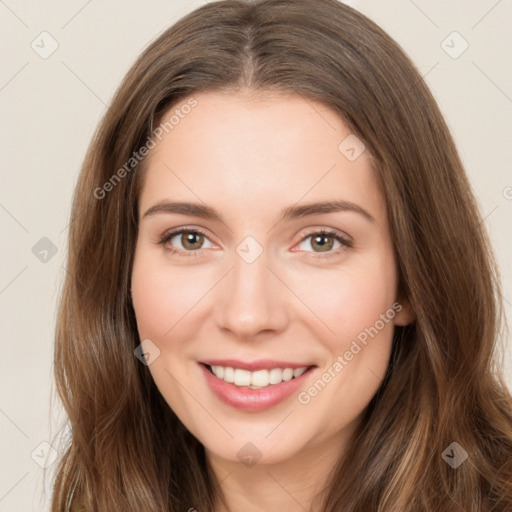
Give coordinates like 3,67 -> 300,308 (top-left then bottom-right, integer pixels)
131,90 -> 413,468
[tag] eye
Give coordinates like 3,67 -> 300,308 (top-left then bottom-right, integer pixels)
295,228 -> 352,258
157,226 -> 352,259
158,227 -> 214,257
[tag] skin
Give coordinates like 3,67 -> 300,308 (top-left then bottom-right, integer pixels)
131,89 -> 415,512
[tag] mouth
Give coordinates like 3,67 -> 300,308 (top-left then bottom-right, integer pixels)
201,363 -> 315,389
198,361 -> 317,412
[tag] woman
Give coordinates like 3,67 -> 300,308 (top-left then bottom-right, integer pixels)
52,0 -> 512,510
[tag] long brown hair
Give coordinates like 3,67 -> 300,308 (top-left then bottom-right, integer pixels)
50,0 -> 512,510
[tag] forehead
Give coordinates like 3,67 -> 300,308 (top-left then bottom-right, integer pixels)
139,90 -> 384,223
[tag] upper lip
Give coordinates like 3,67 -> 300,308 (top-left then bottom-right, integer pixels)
200,359 -> 315,371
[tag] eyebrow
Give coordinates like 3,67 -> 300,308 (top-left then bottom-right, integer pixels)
142,199 -> 375,224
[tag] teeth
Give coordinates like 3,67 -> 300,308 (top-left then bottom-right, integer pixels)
223,366 -> 234,383
234,369 -> 251,386
282,368 -> 294,381
251,369 -> 270,387
269,368 -> 282,385
293,367 -> 307,378
209,365 -> 309,388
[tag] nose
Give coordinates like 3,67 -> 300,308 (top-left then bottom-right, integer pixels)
215,248 -> 289,340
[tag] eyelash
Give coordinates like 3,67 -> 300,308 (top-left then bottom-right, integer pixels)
157,226 -> 353,259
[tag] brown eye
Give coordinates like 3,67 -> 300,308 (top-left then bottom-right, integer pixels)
179,231 -> 205,250
310,233 -> 335,252
158,227 -> 214,256
296,229 -> 352,257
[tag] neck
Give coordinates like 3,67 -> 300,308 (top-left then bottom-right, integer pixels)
206,424 -> 356,512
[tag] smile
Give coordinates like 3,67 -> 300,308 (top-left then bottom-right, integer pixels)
207,364 -> 308,389
199,361 -> 317,412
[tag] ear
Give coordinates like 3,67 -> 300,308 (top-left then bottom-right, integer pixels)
393,294 -> 416,326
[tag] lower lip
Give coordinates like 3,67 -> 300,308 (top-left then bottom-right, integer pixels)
199,363 -> 315,412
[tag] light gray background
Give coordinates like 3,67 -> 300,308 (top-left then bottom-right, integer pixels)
1,1 -> 511,510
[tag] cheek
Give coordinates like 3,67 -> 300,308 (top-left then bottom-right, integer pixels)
131,265 -> 170,339
291,249 -> 397,418
131,251 -> 205,340
290,250 -> 398,342
131,250 -> 200,417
